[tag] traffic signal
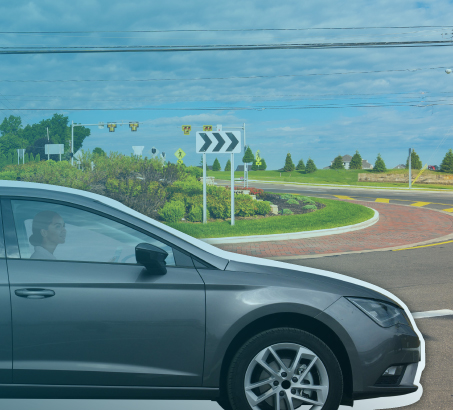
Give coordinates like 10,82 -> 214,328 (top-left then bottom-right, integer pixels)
107,123 -> 117,132
129,122 -> 139,131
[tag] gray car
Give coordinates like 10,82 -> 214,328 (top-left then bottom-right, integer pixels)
0,181 -> 422,410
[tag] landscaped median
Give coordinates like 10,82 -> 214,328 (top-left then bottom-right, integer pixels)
166,197 -> 376,240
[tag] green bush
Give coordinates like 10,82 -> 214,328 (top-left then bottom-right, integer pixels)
280,194 -> 294,200
235,194 -> 256,217
302,204 -> 317,210
158,201 -> 186,223
186,194 -> 203,209
255,201 -> 271,215
286,198 -> 299,205
185,166 -> 203,179
282,208 -> 294,215
187,205 -> 209,222
168,177 -> 203,195
208,196 -> 231,219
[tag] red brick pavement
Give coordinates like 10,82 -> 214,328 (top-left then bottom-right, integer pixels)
214,201 -> 453,258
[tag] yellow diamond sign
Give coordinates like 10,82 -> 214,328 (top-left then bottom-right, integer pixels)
175,148 -> 186,160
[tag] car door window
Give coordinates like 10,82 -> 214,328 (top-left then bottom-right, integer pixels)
10,199 -> 176,266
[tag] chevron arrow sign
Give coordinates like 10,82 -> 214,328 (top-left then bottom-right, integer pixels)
196,131 -> 241,154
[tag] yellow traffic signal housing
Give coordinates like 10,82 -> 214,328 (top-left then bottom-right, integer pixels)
129,122 -> 139,131
107,123 -> 117,132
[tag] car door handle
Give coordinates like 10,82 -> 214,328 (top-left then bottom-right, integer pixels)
15,288 -> 55,299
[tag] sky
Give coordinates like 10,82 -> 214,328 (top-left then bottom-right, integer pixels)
1,1 -> 453,171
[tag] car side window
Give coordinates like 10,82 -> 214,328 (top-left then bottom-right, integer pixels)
10,199 -> 177,266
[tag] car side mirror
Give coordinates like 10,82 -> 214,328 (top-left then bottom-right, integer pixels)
135,243 -> 168,275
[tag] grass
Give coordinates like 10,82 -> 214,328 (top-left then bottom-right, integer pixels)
206,169 -> 453,190
166,197 -> 375,238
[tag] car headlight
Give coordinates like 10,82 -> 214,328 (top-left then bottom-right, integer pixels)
346,297 -> 410,328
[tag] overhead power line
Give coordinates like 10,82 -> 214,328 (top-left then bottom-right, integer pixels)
0,66 -> 449,83
1,40 -> 453,55
1,26 -> 453,34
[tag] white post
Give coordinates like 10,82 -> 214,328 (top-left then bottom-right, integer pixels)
243,123 -> 247,188
231,153 -> 235,225
203,152 -> 207,224
408,148 -> 412,189
71,121 -> 74,166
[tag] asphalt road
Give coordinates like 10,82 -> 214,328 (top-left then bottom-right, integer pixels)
216,180 -> 453,211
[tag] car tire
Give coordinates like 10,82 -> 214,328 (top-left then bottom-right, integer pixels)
226,327 -> 343,410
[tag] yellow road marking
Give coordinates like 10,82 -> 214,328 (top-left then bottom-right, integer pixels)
443,208 -> 453,212
410,202 -> 431,207
375,198 -> 390,203
393,239 -> 453,251
334,195 -> 355,200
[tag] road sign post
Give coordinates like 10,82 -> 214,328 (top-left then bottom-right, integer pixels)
196,127 -> 241,225
408,148 -> 412,189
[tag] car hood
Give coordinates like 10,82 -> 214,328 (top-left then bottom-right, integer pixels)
223,259 -> 399,306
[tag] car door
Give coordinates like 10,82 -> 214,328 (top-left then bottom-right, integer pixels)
2,197 -> 206,387
0,203 -> 12,384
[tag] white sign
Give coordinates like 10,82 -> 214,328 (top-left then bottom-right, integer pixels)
196,131 -> 241,154
45,144 -> 64,155
132,146 -> 144,156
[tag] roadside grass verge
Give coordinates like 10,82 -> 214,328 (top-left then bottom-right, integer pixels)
166,197 -> 374,238
207,169 -> 453,190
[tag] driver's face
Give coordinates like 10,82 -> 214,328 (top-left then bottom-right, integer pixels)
41,215 -> 66,245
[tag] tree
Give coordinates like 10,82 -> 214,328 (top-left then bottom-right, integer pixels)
0,115 -> 22,136
440,148 -> 453,173
224,159 -> 231,171
296,159 -> 305,172
251,159 -> 259,171
259,158 -> 267,170
374,153 -> 387,172
0,133 -> 28,155
242,146 -> 254,164
212,158 -> 221,171
93,147 -> 106,157
26,137 -> 59,161
35,153 -> 41,162
405,150 -> 422,170
331,155 -> 345,170
305,158 -> 317,173
283,153 -> 295,172
349,151 -> 363,169
29,152 -> 35,162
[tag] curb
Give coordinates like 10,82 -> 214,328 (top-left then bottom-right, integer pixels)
200,207 -> 379,245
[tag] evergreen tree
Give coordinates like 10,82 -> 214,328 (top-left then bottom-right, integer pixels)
331,155 -> 345,170
374,153 -> 387,172
212,158 -> 221,171
7,153 -> 12,164
349,150 -> 363,169
29,152 -> 34,162
259,158 -> 267,170
305,158 -> 317,173
440,148 -> 453,173
24,152 -> 29,163
405,150 -> 422,170
242,146 -> 254,163
224,159 -> 231,171
251,159 -> 259,171
283,153 -> 295,172
296,159 -> 305,172
14,150 -> 19,165
93,147 -> 106,157
35,153 -> 40,162
0,154 -> 6,169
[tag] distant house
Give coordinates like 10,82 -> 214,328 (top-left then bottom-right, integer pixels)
330,155 -> 373,170
196,165 -> 214,171
393,164 -> 406,169
236,164 -> 253,171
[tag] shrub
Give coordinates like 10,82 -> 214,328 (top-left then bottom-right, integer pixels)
168,177 -> 203,195
208,197 -> 231,219
255,201 -> 271,215
185,166 -> 203,179
235,195 -> 256,217
302,204 -> 317,210
281,209 -> 293,215
280,194 -> 294,200
187,205 -> 209,222
286,198 -> 299,205
158,201 -> 185,223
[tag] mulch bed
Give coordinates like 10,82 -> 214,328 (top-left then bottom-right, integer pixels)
260,193 -> 326,216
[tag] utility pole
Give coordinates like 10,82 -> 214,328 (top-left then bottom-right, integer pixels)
408,148 -> 412,189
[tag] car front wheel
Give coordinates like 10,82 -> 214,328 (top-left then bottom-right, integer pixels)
225,328 -> 343,410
